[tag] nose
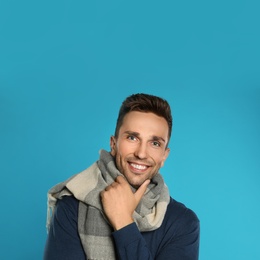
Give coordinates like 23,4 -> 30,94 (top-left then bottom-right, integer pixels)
134,142 -> 148,159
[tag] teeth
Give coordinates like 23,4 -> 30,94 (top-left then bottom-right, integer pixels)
130,163 -> 147,170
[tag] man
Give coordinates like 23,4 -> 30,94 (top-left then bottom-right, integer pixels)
44,93 -> 200,259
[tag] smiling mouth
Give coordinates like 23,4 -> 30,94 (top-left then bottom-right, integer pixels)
129,162 -> 149,171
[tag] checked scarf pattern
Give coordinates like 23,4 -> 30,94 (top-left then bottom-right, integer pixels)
46,150 -> 170,259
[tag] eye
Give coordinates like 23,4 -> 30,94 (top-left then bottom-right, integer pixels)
127,135 -> 137,141
152,141 -> 161,147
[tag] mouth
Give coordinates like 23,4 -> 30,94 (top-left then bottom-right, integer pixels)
128,162 -> 150,172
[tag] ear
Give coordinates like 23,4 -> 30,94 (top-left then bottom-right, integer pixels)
110,136 -> 117,156
160,147 -> 170,167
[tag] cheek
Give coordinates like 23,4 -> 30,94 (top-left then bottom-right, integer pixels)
152,152 -> 167,166
117,141 -> 133,155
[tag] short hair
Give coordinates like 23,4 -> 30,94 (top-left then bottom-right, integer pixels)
114,93 -> 172,144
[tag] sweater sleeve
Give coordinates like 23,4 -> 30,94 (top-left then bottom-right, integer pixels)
43,196 -> 86,260
112,208 -> 200,260
112,222 -> 154,259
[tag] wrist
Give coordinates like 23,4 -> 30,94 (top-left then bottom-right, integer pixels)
112,217 -> 134,231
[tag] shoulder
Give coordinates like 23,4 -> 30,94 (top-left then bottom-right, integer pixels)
45,196 -> 86,259
163,197 -> 200,233
56,195 -> 79,208
148,198 -> 200,259
167,197 -> 199,220
54,195 -> 79,221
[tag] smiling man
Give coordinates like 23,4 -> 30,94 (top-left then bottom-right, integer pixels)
44,93 -> 200,260
110,111 -> 170,188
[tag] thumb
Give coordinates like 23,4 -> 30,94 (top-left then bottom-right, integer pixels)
134,179 -> 150,203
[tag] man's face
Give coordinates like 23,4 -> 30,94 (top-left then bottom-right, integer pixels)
110,111 -> 170,188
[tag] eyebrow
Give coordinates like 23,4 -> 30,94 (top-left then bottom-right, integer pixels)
124,131 -> 166,143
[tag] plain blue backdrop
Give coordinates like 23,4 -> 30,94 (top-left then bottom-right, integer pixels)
1,1 -> 259,259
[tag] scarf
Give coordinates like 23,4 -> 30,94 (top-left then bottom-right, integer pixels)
47,150 -> 170,259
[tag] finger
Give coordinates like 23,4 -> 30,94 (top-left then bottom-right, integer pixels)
115,175 -> 127,184
110,182 -> 117,187
105,183 -> 115,191
100,190 -> 105,198
105,185 -> 111,191
134,179 -> 150,203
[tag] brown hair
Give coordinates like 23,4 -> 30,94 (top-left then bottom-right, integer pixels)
114,93 -> 172,144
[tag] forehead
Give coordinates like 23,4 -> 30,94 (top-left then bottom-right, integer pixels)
119,111 -> 169,139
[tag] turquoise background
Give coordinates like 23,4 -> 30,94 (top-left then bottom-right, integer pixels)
1,1 -> 260,259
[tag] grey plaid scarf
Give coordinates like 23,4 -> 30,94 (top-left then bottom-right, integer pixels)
47,150 -> 170,259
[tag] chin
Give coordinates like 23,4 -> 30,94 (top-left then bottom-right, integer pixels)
128,179 -> 145,189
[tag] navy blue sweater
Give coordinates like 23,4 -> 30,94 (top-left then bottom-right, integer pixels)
44,196 -> 200,259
